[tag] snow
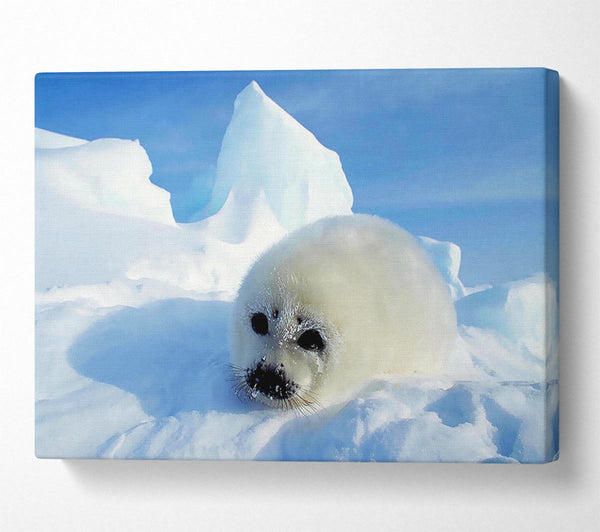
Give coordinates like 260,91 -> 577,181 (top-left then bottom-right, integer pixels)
35,81 -> 558,462
35,295 -> 557,461
36,135 -> 176,225
35,133 -> 279,295
455,274 -> 559,380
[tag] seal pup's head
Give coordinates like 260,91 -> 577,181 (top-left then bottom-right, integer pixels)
229,279 -> 339,412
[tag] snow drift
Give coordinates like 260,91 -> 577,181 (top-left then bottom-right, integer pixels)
35,82 -> 558,462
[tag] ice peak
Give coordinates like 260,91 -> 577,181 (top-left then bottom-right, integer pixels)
238,80 -> 266,98
232,80 -> 285,121
233,81 -> 270,112
197,81 -> 353,242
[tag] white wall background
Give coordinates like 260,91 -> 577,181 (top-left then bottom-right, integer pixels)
1,1 -> 598,530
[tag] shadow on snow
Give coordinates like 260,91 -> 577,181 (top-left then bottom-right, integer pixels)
68,298 -> 249,418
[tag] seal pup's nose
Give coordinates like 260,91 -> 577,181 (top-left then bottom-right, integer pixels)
247,362 -> 296,400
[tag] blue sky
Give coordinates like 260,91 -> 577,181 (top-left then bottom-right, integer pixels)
35,69 -> 558,286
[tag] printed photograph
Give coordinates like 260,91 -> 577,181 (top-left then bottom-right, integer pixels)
35,68 -> 558,462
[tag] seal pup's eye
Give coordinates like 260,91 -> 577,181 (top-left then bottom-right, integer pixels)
251,313 -> 268,335
297,329 -> 325,351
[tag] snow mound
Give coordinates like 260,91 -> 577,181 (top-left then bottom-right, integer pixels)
36,133 -> 175,225
418,236 -> 466,300
98,379 -> 556,462
454,326 -> 545,382
194,81 -> 353,241
455,274 -> 558,369
257,379 -> 556,463
35,167 -> 184,290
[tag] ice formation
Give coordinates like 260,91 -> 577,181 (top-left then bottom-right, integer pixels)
418,236 -> 466,300
192,81 -> 353,239
36,82 -> 353,296
35,82 -> 558,462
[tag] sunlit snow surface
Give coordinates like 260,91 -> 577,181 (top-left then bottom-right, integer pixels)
35,82 -> 558,462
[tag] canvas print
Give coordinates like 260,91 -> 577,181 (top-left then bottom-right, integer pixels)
35,68 -> 559,462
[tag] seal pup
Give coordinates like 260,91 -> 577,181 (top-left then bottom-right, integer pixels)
230,214 -> 457,411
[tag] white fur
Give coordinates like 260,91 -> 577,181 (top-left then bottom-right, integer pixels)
230,214 -> 457,406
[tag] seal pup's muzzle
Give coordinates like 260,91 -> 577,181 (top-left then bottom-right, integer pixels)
245,361 -> 298,400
